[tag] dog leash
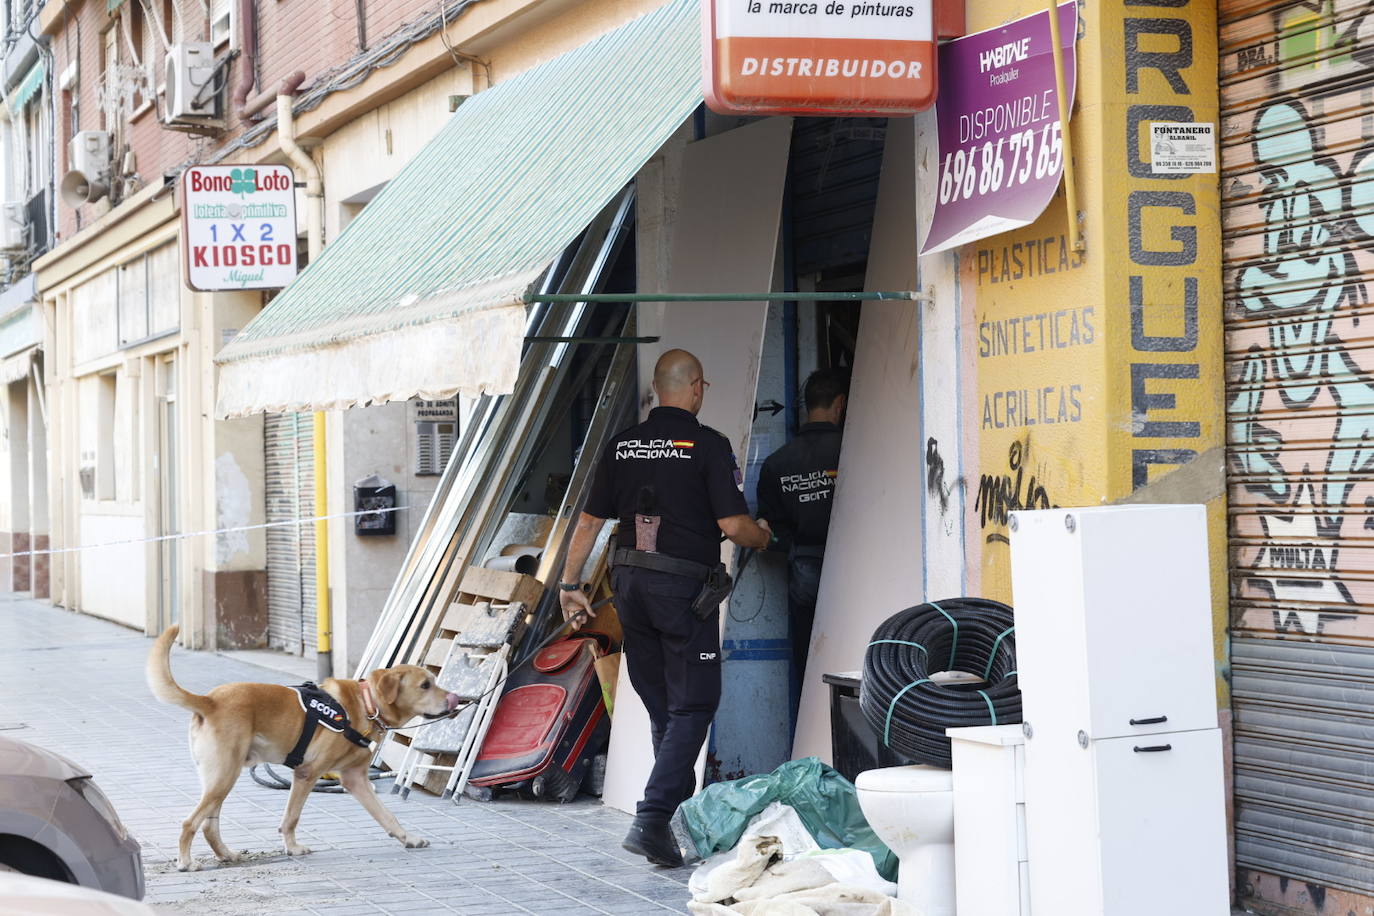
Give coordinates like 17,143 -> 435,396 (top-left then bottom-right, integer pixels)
375,549 -> 765,736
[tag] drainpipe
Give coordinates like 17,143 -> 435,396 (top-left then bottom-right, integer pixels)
241,71 -> 305,123
232,1 -> 305,122
231,0 -> 258,115
277,93 -> 331,680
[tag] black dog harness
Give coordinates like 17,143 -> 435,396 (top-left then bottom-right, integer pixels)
285,682 -> 373,769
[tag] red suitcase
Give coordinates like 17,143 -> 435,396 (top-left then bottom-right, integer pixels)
466,632 -> 611,802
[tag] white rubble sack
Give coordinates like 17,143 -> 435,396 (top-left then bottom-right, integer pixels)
688,824 -> 916,916
689,801 -> 821,900
798,848 -> 899,898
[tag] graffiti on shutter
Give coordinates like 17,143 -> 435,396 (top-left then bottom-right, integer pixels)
1223,0 -> 1374,646
1222,0 -> 1374,902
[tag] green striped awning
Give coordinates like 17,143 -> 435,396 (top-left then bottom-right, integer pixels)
215,0 -> 703,417
7,62 -> 45,116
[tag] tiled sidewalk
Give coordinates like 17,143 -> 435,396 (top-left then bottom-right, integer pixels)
0,596 -> 691,915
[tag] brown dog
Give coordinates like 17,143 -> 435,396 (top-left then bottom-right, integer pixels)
147,625 -> 460,871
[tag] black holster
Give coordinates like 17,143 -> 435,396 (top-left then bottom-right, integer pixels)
611,547 -> 732,620
690,564 -> 733,620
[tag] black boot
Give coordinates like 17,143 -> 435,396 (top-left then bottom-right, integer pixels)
622,817 -> 684,868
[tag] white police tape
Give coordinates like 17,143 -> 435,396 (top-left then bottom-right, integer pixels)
0,505 -> 404,561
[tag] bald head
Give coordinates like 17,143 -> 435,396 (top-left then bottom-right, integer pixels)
653,349 -> 706,413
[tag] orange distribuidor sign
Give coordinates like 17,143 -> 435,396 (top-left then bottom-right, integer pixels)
704,1 -> 937,115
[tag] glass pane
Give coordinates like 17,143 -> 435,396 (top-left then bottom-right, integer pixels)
73,267 -> 118,363
117,254 -> 148,346
149,242 -> 180,335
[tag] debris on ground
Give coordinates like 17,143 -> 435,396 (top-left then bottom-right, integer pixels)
687,834 -> 914,916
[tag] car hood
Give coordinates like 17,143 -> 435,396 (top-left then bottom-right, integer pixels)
0,735 -> 90,781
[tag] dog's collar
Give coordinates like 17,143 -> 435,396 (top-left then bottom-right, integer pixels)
359,679 -> 386,729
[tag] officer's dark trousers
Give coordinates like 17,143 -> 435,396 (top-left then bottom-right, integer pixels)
611,565 -> 722,825
787,550 -> 824,726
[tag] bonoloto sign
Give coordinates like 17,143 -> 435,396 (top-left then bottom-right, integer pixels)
704,0 -> 936,115
180,164 -> 299,291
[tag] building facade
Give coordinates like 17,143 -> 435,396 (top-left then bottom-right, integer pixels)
24,0 -> 531,657
21,0 -> 677,665
4,0 -> 1371,913
0,0 -> 54,600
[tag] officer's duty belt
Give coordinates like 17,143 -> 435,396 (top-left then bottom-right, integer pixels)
611,548 -> 712,582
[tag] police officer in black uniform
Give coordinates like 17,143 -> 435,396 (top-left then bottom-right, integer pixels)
756,368 -> 849,719
559,349 -> 772,868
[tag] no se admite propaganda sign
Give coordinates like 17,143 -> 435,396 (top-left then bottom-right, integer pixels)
705,0 -> 936,115
181,164 -> 299,292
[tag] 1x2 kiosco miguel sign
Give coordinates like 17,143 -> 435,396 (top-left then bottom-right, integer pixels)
180,164 -> 299,291
705,0 -> 936,115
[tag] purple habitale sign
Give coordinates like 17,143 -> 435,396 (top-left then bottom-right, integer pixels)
920,2 -> 1078,255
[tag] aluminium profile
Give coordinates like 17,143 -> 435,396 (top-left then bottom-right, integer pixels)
355,253 -> 583,675
357,187 -> 636,675
389,196 -> 635,669
534,317 -> 639,589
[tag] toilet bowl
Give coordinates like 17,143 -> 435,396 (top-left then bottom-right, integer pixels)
855,764 -> 956,916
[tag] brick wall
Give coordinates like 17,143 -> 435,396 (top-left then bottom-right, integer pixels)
48,0 -> 441,244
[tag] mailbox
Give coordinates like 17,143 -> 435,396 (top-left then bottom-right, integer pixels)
353,474 -> 397,536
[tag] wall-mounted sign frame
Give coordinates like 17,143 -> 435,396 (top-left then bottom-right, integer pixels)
704,0 -> 937,115
181,164 -> 299,291
920,2 -> 1078,255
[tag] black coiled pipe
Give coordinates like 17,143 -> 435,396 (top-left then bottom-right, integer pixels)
859,598 -> 1021,767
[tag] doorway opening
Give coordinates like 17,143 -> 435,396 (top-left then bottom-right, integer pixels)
711,115 -> 886,783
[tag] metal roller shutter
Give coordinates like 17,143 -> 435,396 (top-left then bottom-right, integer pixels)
297,416 -> 317,655
1222,0 -> 1374,898
265,412 -> 316,655
1231,638 -> 1374,891
789,117 -> 886,277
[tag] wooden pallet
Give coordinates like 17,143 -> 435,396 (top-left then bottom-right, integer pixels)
381,567 -> 543,795
381,532 -> 625,797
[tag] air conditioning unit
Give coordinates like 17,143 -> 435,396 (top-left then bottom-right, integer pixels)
164,43 -> 222,125
59,131 -> 112,208
0,203 -> 27,251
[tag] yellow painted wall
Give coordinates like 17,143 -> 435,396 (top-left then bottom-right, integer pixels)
965,202 -> 1099,601
960,0 -> 1227,700
1096,0 -> 1227,699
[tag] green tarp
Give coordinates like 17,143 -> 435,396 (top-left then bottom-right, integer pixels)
676,757 -> 899,882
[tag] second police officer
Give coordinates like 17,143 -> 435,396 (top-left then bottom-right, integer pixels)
757,368 -> 849,725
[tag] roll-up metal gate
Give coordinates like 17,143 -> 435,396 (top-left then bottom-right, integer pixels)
1222,0 -> 1374,900
788,117 -> 886,277
264,412 -> 316,655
